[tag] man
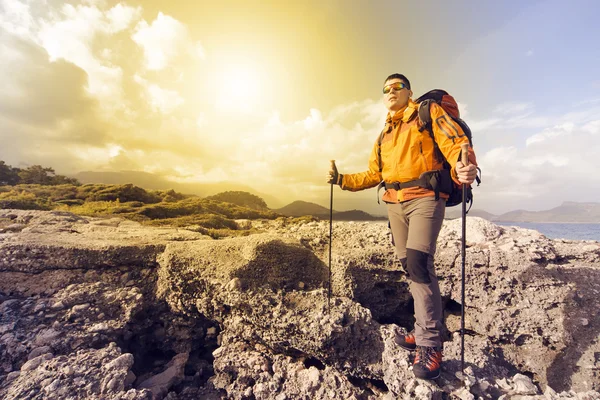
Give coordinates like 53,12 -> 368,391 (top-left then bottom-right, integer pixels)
327,73 -> 478,379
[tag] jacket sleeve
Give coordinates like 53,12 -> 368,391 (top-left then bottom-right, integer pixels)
428,103 -> 477,183
340,139 -> 383,191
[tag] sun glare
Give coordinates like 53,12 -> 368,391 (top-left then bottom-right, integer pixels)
215,63 -> 265,113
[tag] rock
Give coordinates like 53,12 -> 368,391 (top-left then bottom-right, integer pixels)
27,346 -> 53,360
89,322 -> 110,332
6,371 -> 20,382
225,277 -> 242,291
157,234 -> 328,299
1,210 -> 600,400
125,371 -> 137,387
138,352 -> 189,398
50,301 -> 65,310
512,374 -> 539,395
20,353 -> 53,371
33,328 -> 61,346
207,327 -> 217,337
0,223 -> 27,233
105,353 -> 135,371
544,385 -> 560,400
453,387 -> 475,400
0,210 -> 208,274
71,303 -> 91,314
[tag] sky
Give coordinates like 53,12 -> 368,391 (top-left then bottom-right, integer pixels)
1,0 -> 599,215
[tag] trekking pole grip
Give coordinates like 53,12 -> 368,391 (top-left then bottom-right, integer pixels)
461,143 -> 469,167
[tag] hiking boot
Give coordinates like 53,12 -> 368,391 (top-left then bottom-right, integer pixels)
412,346 -> 443,380
396,331 -> 416,351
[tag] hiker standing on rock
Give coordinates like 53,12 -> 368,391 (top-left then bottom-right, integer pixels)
327,73 -> 478,379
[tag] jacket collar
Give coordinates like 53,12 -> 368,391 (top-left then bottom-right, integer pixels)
385,99 -> 418,127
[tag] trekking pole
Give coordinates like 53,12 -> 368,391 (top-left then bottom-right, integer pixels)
328,160 -> 335,313
460,143 -> 469,373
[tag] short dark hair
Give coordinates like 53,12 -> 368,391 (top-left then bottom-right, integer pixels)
384,73 -> 411,90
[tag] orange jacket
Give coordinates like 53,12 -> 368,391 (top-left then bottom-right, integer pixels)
341,99 -> 477,203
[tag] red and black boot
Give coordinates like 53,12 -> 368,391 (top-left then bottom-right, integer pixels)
395,331 -> 416,351
412,345 -> 443,380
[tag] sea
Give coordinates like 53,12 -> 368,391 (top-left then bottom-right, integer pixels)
494,221 -> 600,241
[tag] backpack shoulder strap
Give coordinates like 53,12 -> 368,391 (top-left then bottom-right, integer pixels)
377,128 -> 387,172
418,99 -> 433,130
418,99 -> 446,164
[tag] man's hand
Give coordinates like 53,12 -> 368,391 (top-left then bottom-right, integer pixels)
455,161 -> 477,185
327,163 -> 343,185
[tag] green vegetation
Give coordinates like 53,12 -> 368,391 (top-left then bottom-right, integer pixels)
205,190 -> 268,210
0,160 -> 287,238
0,161 -> 79,186
0,181 -> 280,238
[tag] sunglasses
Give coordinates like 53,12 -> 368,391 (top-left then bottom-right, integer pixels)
383,82 -> 407,95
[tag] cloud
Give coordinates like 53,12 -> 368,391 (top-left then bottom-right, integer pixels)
525,123 -> 574,146
466,101 -> 550,134
133,74 -> 184,114
15,1 -> 144,119
0,1 -> 206,174
215,100 -> 386,199
132,12 -> 204,71
582,120 -> 600,135
105,3 -> 140,33
0,0 -> 35,39
0,35 -> 102,135
494,102 -> 533,115
476,115 -> 600,213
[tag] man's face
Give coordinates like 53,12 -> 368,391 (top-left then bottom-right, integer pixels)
383,78 -> 412,112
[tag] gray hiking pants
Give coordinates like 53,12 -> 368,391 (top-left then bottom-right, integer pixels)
387,196 -> 446,348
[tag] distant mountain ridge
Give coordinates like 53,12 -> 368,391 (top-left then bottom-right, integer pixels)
493,201 -> 600,223
445,201 -> 600,223
276,200 -> 386,221
444,208 -> 498,220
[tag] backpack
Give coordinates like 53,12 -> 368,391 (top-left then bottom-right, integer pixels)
415,89 -> 481,210
377,89 -> 481,211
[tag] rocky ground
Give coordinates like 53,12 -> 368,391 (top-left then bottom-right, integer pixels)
0,209 -> 599,399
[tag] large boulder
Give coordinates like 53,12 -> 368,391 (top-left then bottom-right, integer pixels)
1,210 -> 599,399
255,217 -> 600,394
0,210 -> 209,273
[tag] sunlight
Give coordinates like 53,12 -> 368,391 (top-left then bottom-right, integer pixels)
214,62 -> 264,113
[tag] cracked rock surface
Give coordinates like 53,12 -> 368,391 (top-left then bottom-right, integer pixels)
1,210 -> 599,399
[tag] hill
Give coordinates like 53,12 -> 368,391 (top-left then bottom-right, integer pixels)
205,191 -> 268,211
495,201 -> 600,223
276,200 -> 330,217
72,171 -> 285,209
276,200 -> 386,221
444,208 -> 497,220
0,183 -> 280,238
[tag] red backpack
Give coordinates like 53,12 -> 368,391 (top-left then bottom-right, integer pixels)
415,89 -> 481,209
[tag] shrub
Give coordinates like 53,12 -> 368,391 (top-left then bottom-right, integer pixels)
55,199 -> 85,206
0,190 -> 52,210
205,191 -> 269,210
88,184 -> 161,203
155,189 -> 187,202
